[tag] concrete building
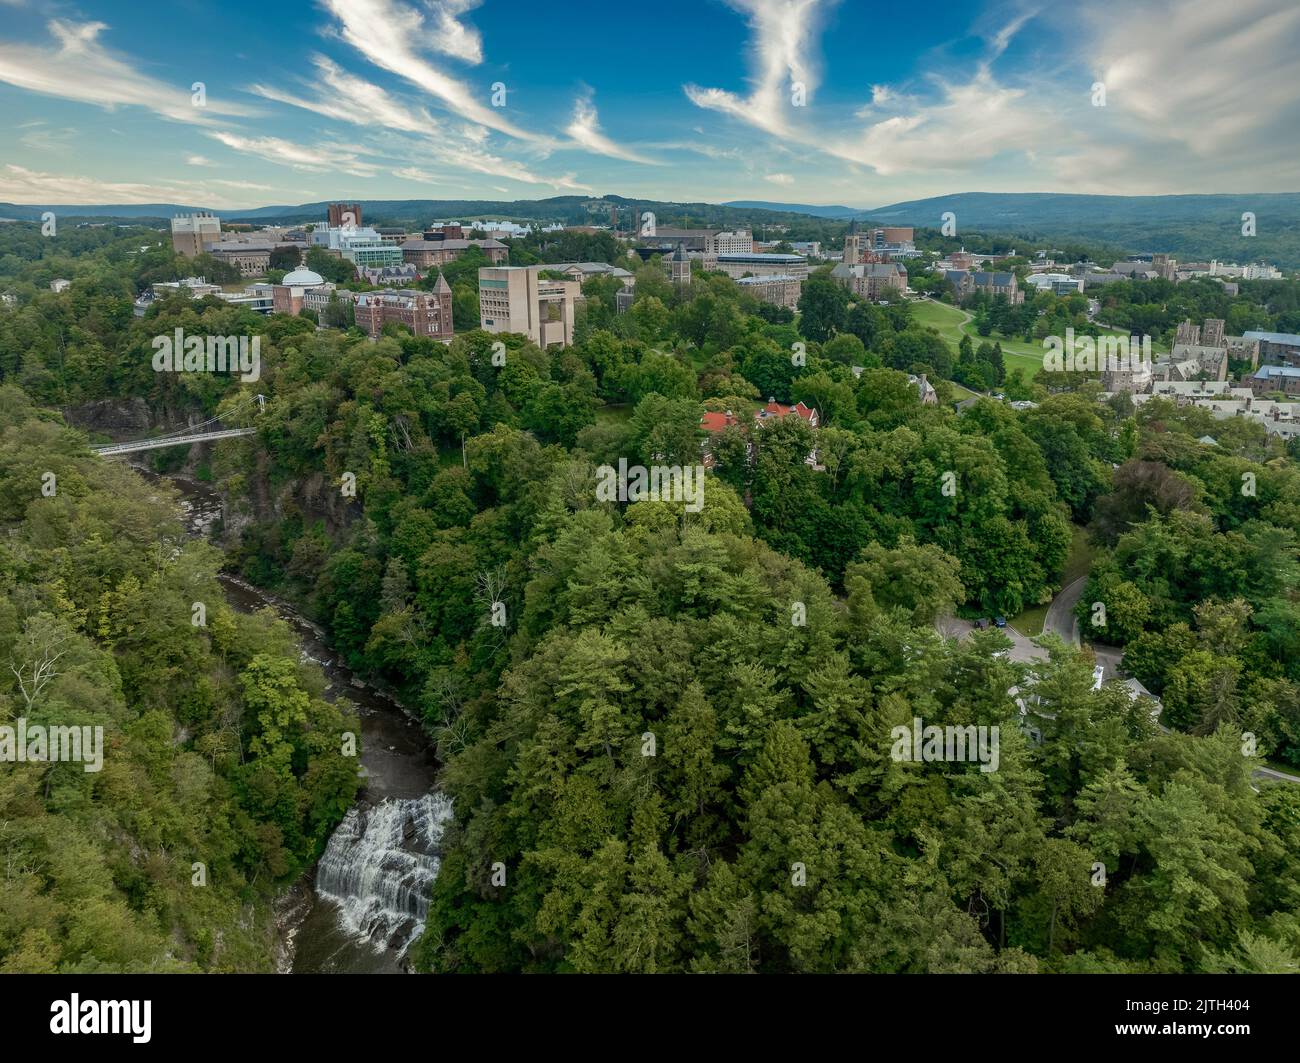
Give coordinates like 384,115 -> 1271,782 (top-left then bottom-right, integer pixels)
355,276 -> 453,341
713,229 -> 754,254
478,266 -> 580,348
844,221 -> 915,265
209,244 -> 273,276
645,227 -> 719,252
171,213 -> 222,256
1026,272 -> 1084,295
1244,263 -> 1284,280
715,252 -> 809,281
736,273 -> 802,309
312,224 -> 403,269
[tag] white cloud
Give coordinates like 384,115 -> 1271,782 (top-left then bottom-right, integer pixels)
829,68 -> 1054,176
565,93 -> 657,164
0,20 -> 256,125
321,0 -> 545,143
252,58 -> 586,190
0,163 -> 269,208
18,122 -> 77,152
689,0 -> 1300,196
1085,0 -> 1300,159
186,154 -> 215,166
206,131 -> 381,178
685,0 -> 831,137
430,0 -> 486,64
765,172 -> 794,185
249,55 -> 437,134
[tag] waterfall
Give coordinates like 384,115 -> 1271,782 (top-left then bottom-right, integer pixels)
314,792 -> 454,955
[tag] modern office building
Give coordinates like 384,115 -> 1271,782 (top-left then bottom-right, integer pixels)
713,229 -> 754,253
714,252 -> 809,280
736,273 -> 803,309
171,213 -> 223,256
478,266 -> 580,348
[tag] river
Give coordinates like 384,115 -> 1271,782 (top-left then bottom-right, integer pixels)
134,464 -> 449,974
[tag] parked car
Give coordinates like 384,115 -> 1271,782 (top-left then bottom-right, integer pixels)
975,618 -> 988,630
993,616 -> 1007,628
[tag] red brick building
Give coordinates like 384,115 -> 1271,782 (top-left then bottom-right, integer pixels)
354,275 -> 454,340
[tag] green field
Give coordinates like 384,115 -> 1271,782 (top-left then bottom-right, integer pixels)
911,299 -> 1166,383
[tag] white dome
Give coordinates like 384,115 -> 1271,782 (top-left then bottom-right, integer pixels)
281,267 -> 325,286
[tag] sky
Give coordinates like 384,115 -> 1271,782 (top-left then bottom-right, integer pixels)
0,0 -> 1298,211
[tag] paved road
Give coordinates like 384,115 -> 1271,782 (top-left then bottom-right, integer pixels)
1043,575 -> 1085,647
939,580 -> 1300,786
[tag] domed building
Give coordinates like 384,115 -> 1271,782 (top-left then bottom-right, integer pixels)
272,265 -> 332,315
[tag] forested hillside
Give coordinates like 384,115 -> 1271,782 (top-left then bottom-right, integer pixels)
2,222 -> 1300,973
0,387 -> 358,972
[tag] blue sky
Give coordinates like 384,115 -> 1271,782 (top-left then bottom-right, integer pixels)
1,0 -> 1298,210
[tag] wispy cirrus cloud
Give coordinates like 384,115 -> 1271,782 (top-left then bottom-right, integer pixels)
0,20 -> 256,124
429,0 -> 486,64
320,0 -> 546,143
206,131 -> 381,177
684,0 -> 832,137
688,0 -> 1300,195
565,92 -> 657,164
0,163 -> 279,208
249,55 -> 437,134
251,56 -> 584,191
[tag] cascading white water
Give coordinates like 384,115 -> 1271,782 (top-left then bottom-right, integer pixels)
314,792 -> 455,955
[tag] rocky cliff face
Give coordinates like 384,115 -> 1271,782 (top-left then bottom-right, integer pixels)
62,397 -> 154,437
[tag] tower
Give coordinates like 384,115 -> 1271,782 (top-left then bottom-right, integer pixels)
844,218 -> 861,266
670,242 -> 691,286
432,271 -> 454,338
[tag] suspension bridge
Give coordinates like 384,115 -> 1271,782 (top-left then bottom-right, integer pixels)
91,396 -> 263,458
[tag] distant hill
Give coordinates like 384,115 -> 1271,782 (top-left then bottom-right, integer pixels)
722,200 -> 863,219
739,191 -> 1300,268
0,196 -> 840,230
864,191 -> 1300,228
4,190 -> 1299,266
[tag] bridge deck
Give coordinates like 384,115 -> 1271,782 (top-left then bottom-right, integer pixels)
93,427 -> 256,456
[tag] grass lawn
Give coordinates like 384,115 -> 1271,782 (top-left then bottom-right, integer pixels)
911,298 -> 1167,383
946,381 -> 982,402
1010,526 -> 1095,637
